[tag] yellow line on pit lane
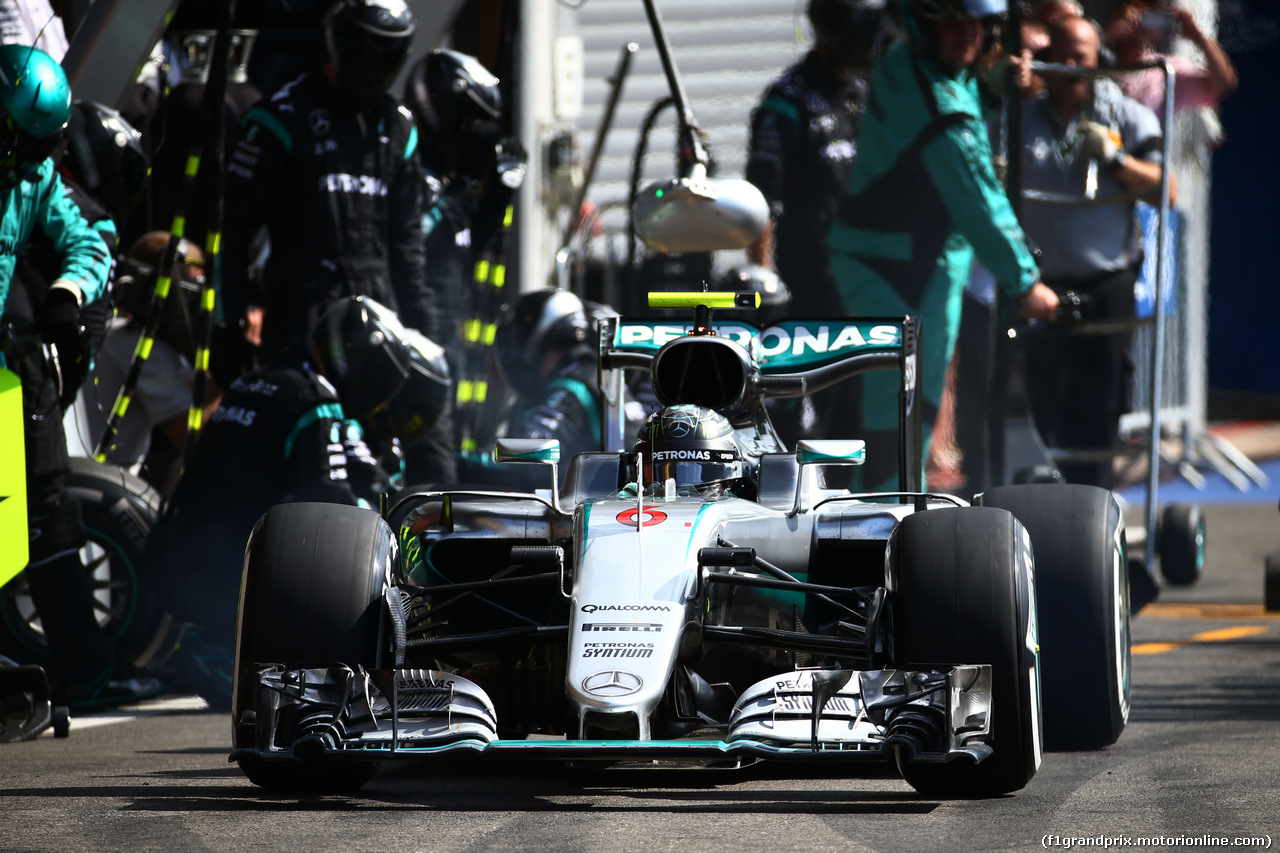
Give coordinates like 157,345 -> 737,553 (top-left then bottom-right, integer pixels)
1132,625 -> 1269,655
1140,602 -> 1280,620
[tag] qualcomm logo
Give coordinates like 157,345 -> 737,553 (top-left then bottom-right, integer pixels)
581,670 -> 643,697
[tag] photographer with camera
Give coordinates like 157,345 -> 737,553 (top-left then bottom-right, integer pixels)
1018,15 -> 1168,488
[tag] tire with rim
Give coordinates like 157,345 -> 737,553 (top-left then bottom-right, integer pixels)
980,483 -> 1130,751
889,506 -> 1042,797
1265,551 -> 1280,612
1158,502 -> 1205,586
0,458 -> 161,664
232,502 -> 392,793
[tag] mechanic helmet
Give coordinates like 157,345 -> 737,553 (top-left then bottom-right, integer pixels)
404,49 -> 502,176
59,101 -> 148,225
324,0 -> 416,108
909,0 -> 1006,19
0,45 -> 72,176
638,404 -> 745,492
807,0 -> 896,70
313,296 -> 451,445
906,0 -> 1007,58
494,289 -> 592,392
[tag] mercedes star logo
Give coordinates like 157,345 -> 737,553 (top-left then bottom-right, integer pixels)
582,670 -> 643,697
664,407 -> 699,438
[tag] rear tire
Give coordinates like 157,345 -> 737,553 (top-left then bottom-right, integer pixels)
1264,551 -> 1280,613
232,502 -> 393,793
980,484 -> 1130,750
890,507 -> 1041,797
1158,503 -> 1205,586
0,458 -> 161,663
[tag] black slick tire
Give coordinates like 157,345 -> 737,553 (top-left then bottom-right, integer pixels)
889,506 -> 1042,797
0,458 -> 161,663
232,502 -> 392,793
980,483 -> 1130,751
1158,503 -> 1205,586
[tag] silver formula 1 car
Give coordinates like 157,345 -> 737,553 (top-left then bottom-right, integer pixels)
229,293 -> 1130,797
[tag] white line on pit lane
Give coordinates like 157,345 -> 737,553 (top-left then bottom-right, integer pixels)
44,694 -> 211,735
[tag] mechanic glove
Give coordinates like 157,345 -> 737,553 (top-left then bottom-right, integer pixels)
40,285 -> 82,346
1080,120 -> 1124,167
494,137 -> 528,190
40,285 -> 91,407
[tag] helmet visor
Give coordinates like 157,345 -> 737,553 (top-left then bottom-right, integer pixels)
651,449 -> 742,486
329,24 -> 412,102
364,344 -> 450,446
2,114 -> 66,168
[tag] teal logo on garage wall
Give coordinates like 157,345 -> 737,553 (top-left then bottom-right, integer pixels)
613,320 -> 901,371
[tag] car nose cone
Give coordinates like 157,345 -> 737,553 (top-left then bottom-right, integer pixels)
582,670 -> 643,697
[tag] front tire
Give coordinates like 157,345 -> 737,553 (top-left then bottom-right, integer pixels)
232,502 -> 393,793
980,484 -> 1130,751
889,507 -> 1042,797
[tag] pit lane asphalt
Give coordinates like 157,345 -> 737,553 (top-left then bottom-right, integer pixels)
1,502 -> 1277,853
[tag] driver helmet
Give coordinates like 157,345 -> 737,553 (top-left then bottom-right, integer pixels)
0,45 -> 72,178
324,0 -> 416,108
807,0 -> 897,71
494,289 -> 591,392
59,101 -> 148,226
312,296 -> 451,445
638,404 -> 745,491
403,48 -> 503,179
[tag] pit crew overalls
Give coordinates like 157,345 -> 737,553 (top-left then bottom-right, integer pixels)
745,52 -> 864,448
463,355 -> 600,491
400,166 -> 471,486
144,361 -> 386,647
826,38 -> 1039,488
1,162 -> 116,689
221,71 -> 433,359
746,50 -> 863,319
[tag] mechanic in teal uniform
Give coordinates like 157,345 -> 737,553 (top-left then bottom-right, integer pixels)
0,45 -> 163,706
826,0 -> 1059,489
745,0 -> 890,449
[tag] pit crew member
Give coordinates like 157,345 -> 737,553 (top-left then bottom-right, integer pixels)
400,48 -> 525,484
141,296 -> 449,704
1019,15 -> 1166,487
0,45 -> 162,707
220,0 -> 432,366
484,289 -> 603,489
746,0 -> 894,448
825,0 -> 1059,489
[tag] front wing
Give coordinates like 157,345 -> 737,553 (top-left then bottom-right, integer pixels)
231,663 -> 993,768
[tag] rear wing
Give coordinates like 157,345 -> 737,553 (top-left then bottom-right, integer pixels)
595,315 -> 923,493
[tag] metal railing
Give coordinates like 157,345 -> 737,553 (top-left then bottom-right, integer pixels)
1015,58 -> 1266,570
